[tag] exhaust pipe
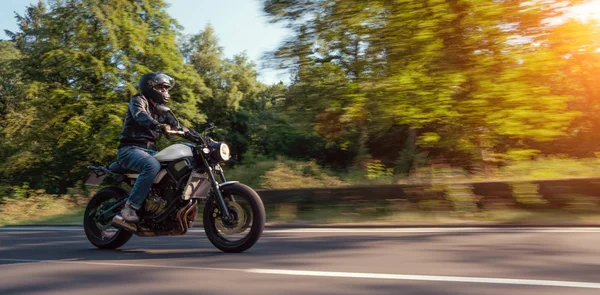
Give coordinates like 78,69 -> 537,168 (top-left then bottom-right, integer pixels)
112,215 -> 138,232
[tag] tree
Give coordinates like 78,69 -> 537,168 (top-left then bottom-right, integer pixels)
1,0 -> 208,193
262,0 -> 587,171
0,40 -> 23,118
537,18 -> 600,156
182,25 -> 268,162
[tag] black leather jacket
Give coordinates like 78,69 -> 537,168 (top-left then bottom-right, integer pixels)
118,94 -> 179,150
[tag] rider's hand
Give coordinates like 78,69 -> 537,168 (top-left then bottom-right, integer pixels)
184,128 -> 200,141
158,124 -> 171,134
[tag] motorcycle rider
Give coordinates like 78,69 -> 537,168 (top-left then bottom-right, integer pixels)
117,72 -> 181,222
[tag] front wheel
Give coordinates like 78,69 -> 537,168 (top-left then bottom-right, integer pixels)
83,187 -> 133,249
203,183 -> 265,253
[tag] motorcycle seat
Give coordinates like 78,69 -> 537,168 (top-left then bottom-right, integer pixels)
108,161 -> 137,174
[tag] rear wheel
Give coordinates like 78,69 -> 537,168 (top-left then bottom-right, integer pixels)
83,187 -> 133,249
203,183 -> 265,253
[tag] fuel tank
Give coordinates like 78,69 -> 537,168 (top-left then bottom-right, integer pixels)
154,144 -> 193,162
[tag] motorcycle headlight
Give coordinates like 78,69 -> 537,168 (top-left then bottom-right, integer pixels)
208,142 -> 230,162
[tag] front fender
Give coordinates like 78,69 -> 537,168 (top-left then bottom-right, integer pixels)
218,181 -> 239,189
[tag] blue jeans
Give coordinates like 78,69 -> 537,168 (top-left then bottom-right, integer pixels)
117,146 -> 160,210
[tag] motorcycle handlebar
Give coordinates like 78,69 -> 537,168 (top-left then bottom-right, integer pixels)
165,129 -> 204,145
166,130 -> 186,136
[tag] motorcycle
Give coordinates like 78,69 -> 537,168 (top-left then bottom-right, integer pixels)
83,105 -> 265,253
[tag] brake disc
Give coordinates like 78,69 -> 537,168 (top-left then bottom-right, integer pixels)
215,201 -> 248,235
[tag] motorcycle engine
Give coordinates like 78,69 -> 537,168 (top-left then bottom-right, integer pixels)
144,194 -> 167,214
140,167 -> 194,235
145,177 -> 180,215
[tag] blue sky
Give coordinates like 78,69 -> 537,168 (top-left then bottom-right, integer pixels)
0,0 -> 290,84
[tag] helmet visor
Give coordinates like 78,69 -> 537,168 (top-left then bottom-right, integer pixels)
152,73 -> 175,90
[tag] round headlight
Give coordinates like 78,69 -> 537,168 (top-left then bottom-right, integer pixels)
208,142 -> 230,162
219,143 -> 230,161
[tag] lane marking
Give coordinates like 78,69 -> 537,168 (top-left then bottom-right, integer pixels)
3,227 -> 600,234
1,258 -> 599,289
248,269 -> 600,289
0,227 -> 83,231
0,258 -> 241,272
267,228 -> 600,233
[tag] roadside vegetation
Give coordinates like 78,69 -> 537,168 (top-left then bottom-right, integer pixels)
3,157 -> 600,226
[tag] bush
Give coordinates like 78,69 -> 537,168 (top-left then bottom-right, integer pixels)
0,189 -> 84,226
498,156 -> 600,180
366,160 -> 394,181
225,160 -> 280,188
259,161 -> 348,189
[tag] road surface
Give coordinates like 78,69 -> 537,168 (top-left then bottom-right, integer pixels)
1,227 -> 599,294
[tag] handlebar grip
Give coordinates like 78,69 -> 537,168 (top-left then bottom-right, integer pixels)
166,130 -> 186,135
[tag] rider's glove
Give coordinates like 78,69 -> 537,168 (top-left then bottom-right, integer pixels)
158,124 -> 171,134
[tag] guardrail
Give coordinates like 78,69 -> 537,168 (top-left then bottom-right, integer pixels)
256,177 -> 600,212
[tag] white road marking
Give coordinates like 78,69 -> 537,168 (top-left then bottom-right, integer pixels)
0,258 -> 240,272
248,269 -> 600,289
0,227 -> 84,231
266,227 -> 600,233
1,258 -> 599,289
2,226 -> 600,234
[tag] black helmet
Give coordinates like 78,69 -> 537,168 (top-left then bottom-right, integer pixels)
138,72 -> 175,104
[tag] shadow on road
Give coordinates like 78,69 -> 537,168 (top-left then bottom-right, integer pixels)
0,229 -> 599,295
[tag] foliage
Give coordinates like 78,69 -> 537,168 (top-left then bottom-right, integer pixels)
365,160 -> 394,181
259,160 -> 348,189
0,0 -> 208,193
0,188 -> 85,226
225,159 -> 280,188
1,0 -> 600,201
498,155 -> 600,180
262,0 -> 596,172
229,155 -> 600,189
181,25 -> 290,163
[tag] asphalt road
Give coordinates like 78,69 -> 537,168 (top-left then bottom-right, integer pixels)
1,227 -> 600,295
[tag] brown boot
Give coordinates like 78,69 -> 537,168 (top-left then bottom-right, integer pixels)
120,204 -> 139,223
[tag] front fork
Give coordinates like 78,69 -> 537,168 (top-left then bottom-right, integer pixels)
206,162 -> 233,221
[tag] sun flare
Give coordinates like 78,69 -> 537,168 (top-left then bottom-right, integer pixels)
568,0 -> 600,21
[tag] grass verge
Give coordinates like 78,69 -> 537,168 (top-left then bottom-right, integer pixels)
4,205 -> 600,227
0,193 -> 85,226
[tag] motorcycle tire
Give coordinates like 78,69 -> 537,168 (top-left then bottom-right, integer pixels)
83,187 -> 133,249
203,183 -> 265,253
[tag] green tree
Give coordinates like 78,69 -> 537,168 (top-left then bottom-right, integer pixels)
0,40 -> 23,118
182,25 -> 268,162
263,0 -> 587,171
0,40 -> 25,190
536,18 -> 600,156
2,0 -> 208,193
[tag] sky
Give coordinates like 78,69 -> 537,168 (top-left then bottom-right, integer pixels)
1,0 -> 599,84
0,0 -> 290,84
166,0 -> 290,84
